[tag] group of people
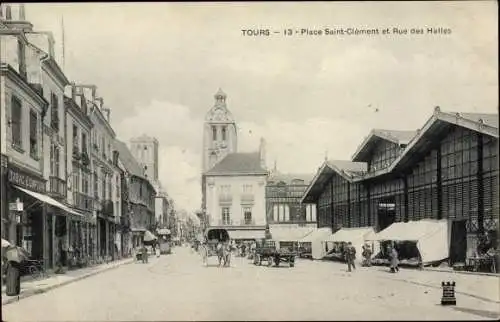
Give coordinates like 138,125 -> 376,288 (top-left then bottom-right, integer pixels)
343,242 -> 399,273
132,242 -> 161,264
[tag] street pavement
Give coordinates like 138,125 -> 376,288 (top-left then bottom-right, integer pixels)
2,245 -> 499,321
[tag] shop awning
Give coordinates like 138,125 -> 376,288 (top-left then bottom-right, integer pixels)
269,225 -> 315,242
228,230 -> 265,240
373,219 -> 449,264
14,186 -> 83,218
300,227 -> 333,243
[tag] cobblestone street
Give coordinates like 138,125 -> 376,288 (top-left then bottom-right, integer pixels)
2,246 -> 499,321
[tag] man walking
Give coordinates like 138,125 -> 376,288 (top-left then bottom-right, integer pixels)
345,242 -> 356,272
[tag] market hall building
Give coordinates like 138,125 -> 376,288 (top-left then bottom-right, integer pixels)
302,107 -> 499,266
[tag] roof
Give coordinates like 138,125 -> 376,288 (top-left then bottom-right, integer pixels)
352,129 -> 417,162
113,139 -> 145,178
268,172 -> 315,185
205,152 -> 268,175
301,160 -> 367,203
459,112 -> 498,129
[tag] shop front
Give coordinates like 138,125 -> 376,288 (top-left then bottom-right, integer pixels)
7,163 -> 84,270
1,154 -> 9,240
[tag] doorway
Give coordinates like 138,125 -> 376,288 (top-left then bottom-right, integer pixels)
47,215 -> 53,268
377,197 -> 396,231
449,220 -> 467,264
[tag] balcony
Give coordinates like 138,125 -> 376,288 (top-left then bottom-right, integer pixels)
217,219 -> 233,226
102,199 -> 114,216
242,218 -> 256,226
218,194 -> 233,203
48,176 -> 67,199
74,192 -> 93,211
240,193 -> 255,203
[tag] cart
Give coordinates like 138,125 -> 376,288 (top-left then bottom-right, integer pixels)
253,240 -> 296,268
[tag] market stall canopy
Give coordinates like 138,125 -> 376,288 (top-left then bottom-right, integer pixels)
14,186 -> 84,218
157,228 -> 171,235
143,230 -> 157,242
300,227 -> 333,243
326,227 -> 376,243
372,219 -> 449,264
269,225 -> 315,242
228,230 -> 265,240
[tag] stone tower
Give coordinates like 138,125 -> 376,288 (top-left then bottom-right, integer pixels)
202,89 -> 238,172
130,135 -> 159,181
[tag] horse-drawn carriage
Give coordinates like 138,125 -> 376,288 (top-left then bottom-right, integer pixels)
253,240 -> 296,268
199,228 -> 231,266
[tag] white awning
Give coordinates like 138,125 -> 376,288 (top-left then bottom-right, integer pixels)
228,230 -> 265,240
269,225 -> 315,242
15,186 -> 83,218
373,219 -> 450,264
300,227 -> 333,242
326,227 -> 376,243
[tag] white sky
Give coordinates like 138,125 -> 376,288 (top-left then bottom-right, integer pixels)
22,2 -> 498,213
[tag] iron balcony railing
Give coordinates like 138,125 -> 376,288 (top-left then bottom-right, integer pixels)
49,176 -> 67,199
218,219 -> 233,226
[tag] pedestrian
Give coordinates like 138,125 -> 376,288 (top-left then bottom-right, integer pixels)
389,244 -> 399,273
362,243 -> 372,267
156,241 -> 160,258
345,242 -> 356,272
216,242 -> 224,267
141,244 -> 149,264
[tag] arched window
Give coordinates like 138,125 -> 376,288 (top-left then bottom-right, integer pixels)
212,126 -> 217,141
222,126 -> 227,141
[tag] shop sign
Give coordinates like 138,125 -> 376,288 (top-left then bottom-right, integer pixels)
8,165 -> 46,193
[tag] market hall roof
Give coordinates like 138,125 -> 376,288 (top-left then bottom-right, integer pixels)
113,139 -> 146,178
301,159 -> 367,203
267,172 -> 315,186
351,129 -> 417,162
204,152 -> 268,176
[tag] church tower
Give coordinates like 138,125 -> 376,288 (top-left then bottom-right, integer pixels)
202,89 -> 238,172
130,134 -> 159,182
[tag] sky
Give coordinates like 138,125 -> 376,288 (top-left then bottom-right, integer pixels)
21,1 -> 498,213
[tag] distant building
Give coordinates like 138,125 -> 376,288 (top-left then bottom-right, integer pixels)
130,134 -> 159,183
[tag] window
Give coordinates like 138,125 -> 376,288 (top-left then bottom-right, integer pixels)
101,137 -> 105,158
29,110 -> 38,159
82,133 -> 88,154
73,124 -> 79,150
11,95 -> 22,148
212,126 -> 217,141
221,207 -> 231,225
73,168 -> 80,193
222,126 -> 227,141
82,171 -> 89,195
50,145 -> 60,177
242,184 -> 252,193
93,172 -> 99,199
243,207 -> 252,225
102,173 -> 106,200
50,93 -> 59,131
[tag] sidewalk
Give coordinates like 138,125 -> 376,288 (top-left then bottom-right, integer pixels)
2,257 -> 133,306
369,265 -> 500,303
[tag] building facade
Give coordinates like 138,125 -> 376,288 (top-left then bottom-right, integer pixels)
87,87 -> 121,260
114,139 -> 155,248
201,89 -> 269,240
302,107 -> 499,264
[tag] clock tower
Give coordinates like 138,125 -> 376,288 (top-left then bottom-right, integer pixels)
202,88 -> 238,172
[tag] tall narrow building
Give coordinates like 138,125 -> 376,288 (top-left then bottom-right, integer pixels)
129,134 -> 159,182
202,89 -> 238,173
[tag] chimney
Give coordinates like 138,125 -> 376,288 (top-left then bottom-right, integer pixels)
259,137 -> 266,169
